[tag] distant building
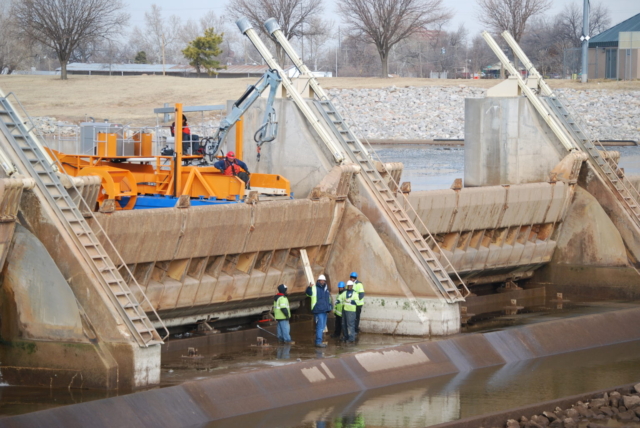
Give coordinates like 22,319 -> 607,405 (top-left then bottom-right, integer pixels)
588,13 -> 640,79
55,63 -> 271,78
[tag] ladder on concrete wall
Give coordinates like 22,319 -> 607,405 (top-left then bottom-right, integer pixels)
495,32 -> 640,226
247,19 -> 468,303
0,92 -> 164,347
314,100 -> 466,302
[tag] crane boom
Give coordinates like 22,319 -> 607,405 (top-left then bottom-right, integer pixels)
204,68 -> 282,163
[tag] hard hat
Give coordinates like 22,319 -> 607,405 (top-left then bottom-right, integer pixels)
338,281 -> 345,288
346,280 -> 354,286
350,272 -> 358,278
318,274 -> 326,281
226,151 -> 235,158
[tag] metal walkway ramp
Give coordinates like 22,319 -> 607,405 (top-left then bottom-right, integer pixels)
484,31 -> 640,228
239,17 -> 468,303
0,91 -> 165,347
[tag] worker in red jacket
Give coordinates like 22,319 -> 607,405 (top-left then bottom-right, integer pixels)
170,114 -> 200,155
214,151 -> 251,189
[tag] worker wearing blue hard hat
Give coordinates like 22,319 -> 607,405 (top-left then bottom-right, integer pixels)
350,272 -> 365,335
331,281 -> 347,339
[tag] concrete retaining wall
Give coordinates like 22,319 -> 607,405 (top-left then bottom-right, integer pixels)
3,307 -> 640,427
89,167 -> 355,324
404,181 -> 572,284
464,97 -> 566,187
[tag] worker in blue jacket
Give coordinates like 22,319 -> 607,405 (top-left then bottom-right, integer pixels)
306,274 -> 332,348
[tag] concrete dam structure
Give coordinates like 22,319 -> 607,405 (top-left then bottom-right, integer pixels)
0,22 -> 638,402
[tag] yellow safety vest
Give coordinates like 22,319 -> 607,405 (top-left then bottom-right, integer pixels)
334,290 -> 346,316
353,280 -> 365,306
273,295 -> 290,320
342,290 -> 358,312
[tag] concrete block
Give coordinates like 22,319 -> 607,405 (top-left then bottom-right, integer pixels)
485,244 -> 503,269
198,205 -> 252,257
458,247 -> 478,272
2,225 -> 86,341
453,187 -> 505,232
544,182 -> 570,223
471,247 -> 490,271
495,244 -> 514,268
501,183 -> 546,226
531,241 -> 549,264
95,209 -> 184,263
158,278 -> 183,310
520,242 -> 537,266
552,186 -> 628,266
259,268 -> 283,297
326,203 -> 409,297
464,97 -> 566,187
282,266 -> 304,294
144,280 -> 165,311
407,189 -> 458,234
361,296 -> 460,336
243,271 -> 266,300
507,242 -> 526,266
175,276 -> 200,308
193,275 -> 217,307
210,273 -> 237,304
244,202 -> 290,252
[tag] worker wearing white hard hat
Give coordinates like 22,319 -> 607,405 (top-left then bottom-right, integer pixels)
341,280 -> 358,343
305,274 -> 332,348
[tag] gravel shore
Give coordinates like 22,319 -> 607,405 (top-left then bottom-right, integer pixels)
327,86 -> 640,143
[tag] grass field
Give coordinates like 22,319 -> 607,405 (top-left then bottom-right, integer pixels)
0,74 -> 638,125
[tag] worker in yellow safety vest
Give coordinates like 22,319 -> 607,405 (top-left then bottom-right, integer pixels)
273,284 -> 293,343
331,281 -> 346,339
350,272 -> 365,334
341,280 -> 359,343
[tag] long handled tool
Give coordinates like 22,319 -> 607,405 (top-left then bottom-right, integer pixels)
300,249 -> 329,334
257,325 -> 277,337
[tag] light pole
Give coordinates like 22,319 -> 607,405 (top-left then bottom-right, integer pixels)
580,0 -> 590,83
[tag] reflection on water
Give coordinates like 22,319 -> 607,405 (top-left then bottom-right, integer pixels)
206,340 -> 640,428
373,144 -> 640,191
374,145 -> 464,191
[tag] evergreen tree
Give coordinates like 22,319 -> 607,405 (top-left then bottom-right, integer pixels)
134,51 -> 148,64
182,28 -> 225,76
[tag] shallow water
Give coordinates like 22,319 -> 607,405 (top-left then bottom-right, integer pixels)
373,144 -> 640,191
206,340 -> 640,428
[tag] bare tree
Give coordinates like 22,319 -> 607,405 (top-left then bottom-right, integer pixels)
337,0 -> 451,78
476,0 -> 551,44
556,1 -> 611,48
12,0 -> 128,79
129,5 -> 183,72
226,0 -> 324,66
302,17 -> 333,71
0,0 -> 31,73
469,34 -> 496,76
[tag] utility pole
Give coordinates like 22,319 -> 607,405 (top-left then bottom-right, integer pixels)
300,2 -> 304,62
581,0 -> 590,83
336,26 -> 340,78
162,33 -> 166,76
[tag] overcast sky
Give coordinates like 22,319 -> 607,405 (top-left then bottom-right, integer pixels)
129,0 -> 639,41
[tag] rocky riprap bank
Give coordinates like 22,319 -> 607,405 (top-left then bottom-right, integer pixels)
495,385 -> 640,428
327,86 -> 640,143
31,86 -> 640,145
